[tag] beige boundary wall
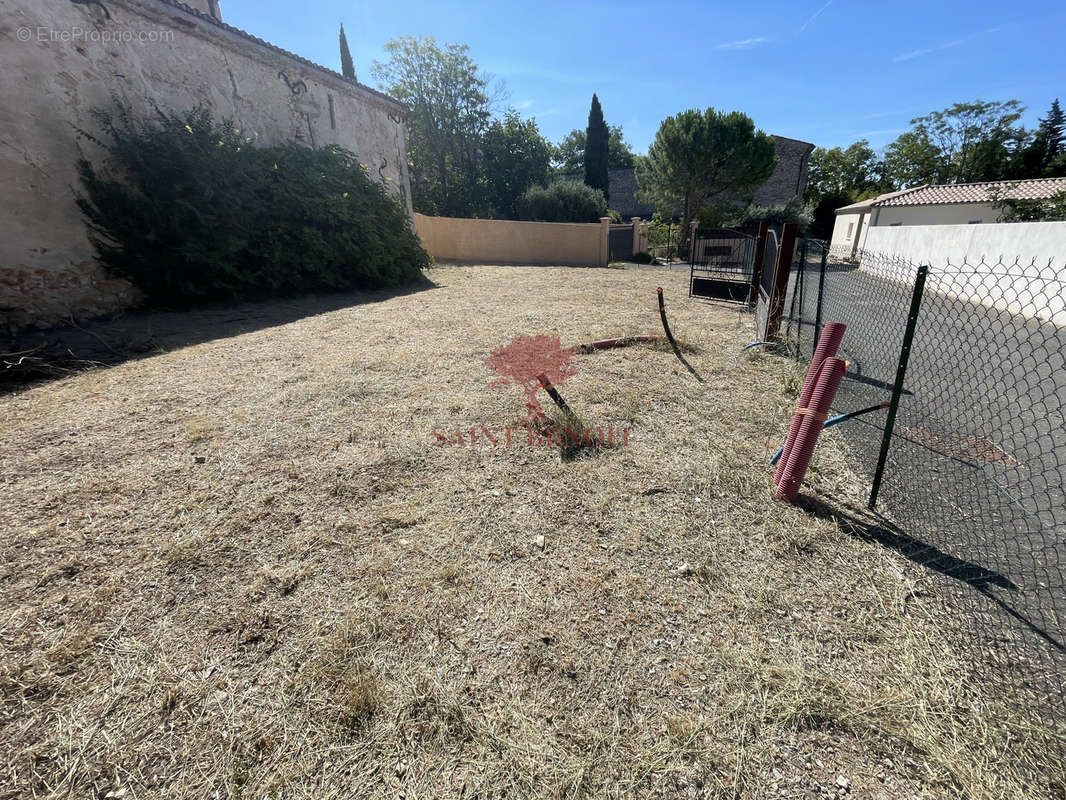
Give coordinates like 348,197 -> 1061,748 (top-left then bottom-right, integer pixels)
413,214 -> 648,267
861,222 -> 1066,326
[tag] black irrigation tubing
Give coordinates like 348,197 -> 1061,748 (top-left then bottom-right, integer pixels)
656,287 -> 703,383
536,373 -> 575,417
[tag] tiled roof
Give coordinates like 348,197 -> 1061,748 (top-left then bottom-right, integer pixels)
875,177 -> 1066,206
834,187 -> 917,214
143,0 -> 406,111
837,177 -> 1066,214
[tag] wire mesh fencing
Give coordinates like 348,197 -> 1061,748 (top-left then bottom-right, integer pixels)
779,246 -> 1066,748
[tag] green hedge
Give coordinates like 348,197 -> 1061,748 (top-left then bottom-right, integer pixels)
76,103 -> 430,306
516,180 -> 607,223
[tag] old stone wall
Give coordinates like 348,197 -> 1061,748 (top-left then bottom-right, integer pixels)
753,136 -> 814,207
1,0 -> 411,332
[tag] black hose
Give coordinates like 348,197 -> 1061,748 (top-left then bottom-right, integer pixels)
657,288 -> 703,383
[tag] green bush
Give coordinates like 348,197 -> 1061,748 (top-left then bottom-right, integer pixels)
516,180 -> 607,223
631,251 -> 654,264
698,198 -> 814,232
76,102 -> 430,306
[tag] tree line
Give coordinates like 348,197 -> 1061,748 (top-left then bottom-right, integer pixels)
362,36 -> 638,222
806,99 -> 1066,237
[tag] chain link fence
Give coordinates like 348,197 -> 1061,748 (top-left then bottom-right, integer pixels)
779,244 -> 1066,748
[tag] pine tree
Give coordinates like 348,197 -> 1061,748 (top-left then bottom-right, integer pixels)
339,24 -> 356,81
1043,99 -> 1064,163
583,94 -> 610,206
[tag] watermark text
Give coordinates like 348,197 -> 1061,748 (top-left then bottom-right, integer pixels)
17,26 -> 175,44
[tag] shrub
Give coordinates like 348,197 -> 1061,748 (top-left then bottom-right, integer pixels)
606,209 -> 623,223
698,198 -> 814,232
516,180 -> 607,223
991,188 -> 1066,221
632,251 -> 654,264
76,102 -> 430,306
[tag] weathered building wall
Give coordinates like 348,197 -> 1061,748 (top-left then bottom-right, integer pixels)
1,0 -> 411,332
752,136 -> 814,207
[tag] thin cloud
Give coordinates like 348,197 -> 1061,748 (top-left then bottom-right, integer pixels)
894,47 -> 935,62
715,36 -> 770,50
486,62 -> 612,86
799,0 -> 833,32
514,99 -> 534,110
855,127 -> 907,138
893,27 -> 1000,62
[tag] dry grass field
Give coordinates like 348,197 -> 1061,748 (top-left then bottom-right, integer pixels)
0,266 -> 1060,799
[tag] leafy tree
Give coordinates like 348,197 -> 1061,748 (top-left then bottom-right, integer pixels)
552,125 -> 635,173
584,94 -> 610,204
339,24 -> 356,81
810,190 -> 855,240
805,140 -> 883,202
698,198 -> 812,233
882,128 -> 946,187
517,180 -> 606,222
482,110 -> 551,218
372,37 -> 492,216
635,107 -> 777,243
991,188 -> 1066,221
909,99 -> 1023,183
1014,99 -> 1065,178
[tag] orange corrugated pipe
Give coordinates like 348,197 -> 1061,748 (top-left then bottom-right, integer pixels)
774,356 -> 847,502
772,322 -> 847,489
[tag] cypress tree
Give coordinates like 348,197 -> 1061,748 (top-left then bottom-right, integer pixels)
339,24 -> 356,81
1043,99 -> 1064,162
584,94 -> 610,205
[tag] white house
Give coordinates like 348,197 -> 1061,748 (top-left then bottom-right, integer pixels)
830,176 -> 1066,259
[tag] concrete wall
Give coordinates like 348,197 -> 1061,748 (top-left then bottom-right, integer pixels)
830,211 -> 863,255
862,221 -> 1066,325
1,0 -> 411,332
414,214 -> 610,267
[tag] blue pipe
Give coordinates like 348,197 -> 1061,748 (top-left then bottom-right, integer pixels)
769,403 -> 889,466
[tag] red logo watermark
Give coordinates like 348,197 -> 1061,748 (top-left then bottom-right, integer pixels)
431,334 -> 631,448
483,333 -> 577,419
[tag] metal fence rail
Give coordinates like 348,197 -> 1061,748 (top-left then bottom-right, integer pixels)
780,247 -> 1066,746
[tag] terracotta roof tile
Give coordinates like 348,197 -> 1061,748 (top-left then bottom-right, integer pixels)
875,177 -> 1066,207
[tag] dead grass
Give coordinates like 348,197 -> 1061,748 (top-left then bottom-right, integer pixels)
0,265 -> 1061,799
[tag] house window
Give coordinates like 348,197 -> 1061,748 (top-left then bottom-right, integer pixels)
846,222 -> 854,239
328,95 -> 336,130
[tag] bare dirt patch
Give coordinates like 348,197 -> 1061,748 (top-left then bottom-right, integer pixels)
0,266 -> 1060,799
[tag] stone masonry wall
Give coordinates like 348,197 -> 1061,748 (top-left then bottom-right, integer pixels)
753,136 -> 814,207
0,0 -> 411,332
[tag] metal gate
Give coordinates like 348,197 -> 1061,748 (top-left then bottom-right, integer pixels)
754,228 -> 780,339
608,225 -> 632,262
688,228 -> 756,301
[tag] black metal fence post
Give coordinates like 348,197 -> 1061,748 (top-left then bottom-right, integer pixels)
869,264 -> 929,510
814,245 -> 827,349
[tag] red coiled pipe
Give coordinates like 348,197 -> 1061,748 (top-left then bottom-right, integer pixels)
772,322 -> 847,488
774,356 -> 847,502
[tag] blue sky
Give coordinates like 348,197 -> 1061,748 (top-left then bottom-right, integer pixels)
222,0 -> 1066,155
